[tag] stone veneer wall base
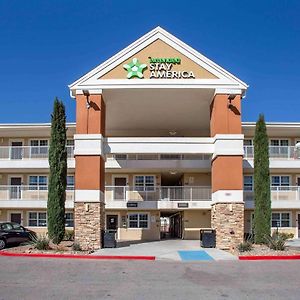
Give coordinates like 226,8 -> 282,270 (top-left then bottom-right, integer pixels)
74,202 -> 105,251
211,202 -> 244,251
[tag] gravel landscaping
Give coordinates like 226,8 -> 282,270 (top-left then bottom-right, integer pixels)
237,243 -> 300,256
0,241 -> 91,255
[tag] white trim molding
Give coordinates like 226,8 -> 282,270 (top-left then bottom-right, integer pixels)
213,134 -> 244,159
212,190 -> 244,204
74,134 -> 104,156
75,189 -> 104,203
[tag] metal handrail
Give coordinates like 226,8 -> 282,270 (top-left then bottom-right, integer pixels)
105,185 -> 212,201
0,185 -> 75,200
244,146 -> 300,159
0,146 -> 74,159
244,186 -> 300,201
108,153 -> 211,161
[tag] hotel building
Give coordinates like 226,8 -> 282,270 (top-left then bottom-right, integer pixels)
0,27 -> 299,250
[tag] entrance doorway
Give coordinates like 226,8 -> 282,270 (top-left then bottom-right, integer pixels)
9,177 -> 22,199
10,141 -> 23,159
160,211 -> 183,239
113,177 -> 127,200
9,212 -> 22,224
106,215 -> 118,231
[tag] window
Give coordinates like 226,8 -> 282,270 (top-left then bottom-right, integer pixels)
29,175 -> 48,190
134,175 -> 155,191
244,139 -> 253,146
30,140 -> 48,156
128,213 -> 149,229
66,139 -> 74,146
67,175 -> 75,190
244,175 -> 253,191
28,212 -> 47,227
270,139 -> 289,146
65,213 -> 74,227
271,176 -> 290,187
271,212 -> 290,227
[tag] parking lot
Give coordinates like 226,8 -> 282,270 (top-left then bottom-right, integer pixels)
0,256 -> 300,300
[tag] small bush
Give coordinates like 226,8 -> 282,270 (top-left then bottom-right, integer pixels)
29,235 -> 50,250
277,232 -> 294,241
64,230 -> 74,241
72,242 -> 82,251
238,241 -> 253,252
265,233 -> 286,251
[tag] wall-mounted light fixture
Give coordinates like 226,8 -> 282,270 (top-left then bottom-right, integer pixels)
227,94 -> 236,109
83,90 -> 91,109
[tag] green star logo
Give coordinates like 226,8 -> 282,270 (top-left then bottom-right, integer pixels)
123,58 -> 147,79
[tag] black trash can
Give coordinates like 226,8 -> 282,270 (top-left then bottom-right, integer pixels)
200,229 -> 216,248
103,230 -> 117,248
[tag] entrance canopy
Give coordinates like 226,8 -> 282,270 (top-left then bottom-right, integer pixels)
69,27 -> 248,137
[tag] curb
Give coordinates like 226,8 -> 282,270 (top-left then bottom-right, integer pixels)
239,255 -> 300,260
0,251 -> 155,261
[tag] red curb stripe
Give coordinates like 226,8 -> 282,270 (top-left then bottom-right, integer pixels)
0,251 -> 155,261
239,255 -> 300,260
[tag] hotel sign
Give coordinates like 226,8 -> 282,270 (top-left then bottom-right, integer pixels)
123,57 -> 195,79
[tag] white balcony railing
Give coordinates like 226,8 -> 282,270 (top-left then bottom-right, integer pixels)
244,146 -> 300,159
105,186 -> 212,201
0,185 -> 75,201
0,146 -> 74,160
108,153 -> 211,161
244,186 -> 300,201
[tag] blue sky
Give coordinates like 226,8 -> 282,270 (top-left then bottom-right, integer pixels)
0,0 -> 299,123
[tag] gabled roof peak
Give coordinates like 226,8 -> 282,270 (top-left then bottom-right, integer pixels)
69,26 -> 248,94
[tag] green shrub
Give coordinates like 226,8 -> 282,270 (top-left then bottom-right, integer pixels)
238,241 -> 253,252
72,242 -> 82,251
64,230 -> 74,241
29,235 -> 50,250
265,233 -> 286,251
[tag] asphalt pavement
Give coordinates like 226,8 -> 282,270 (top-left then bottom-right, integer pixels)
0,256 -> 299,300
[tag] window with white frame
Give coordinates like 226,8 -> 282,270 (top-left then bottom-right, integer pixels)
65,212 -> 74,227
244,139 -> 253,157
28,212 -> 47,227
67,175 -> 75,190
30,140 -> 48,156
29,175 -> 48,190
271,212 -> 291,227
66,140 -> 74,157
244,175 -> 253,191
128,213 -> 149,228
271,175 -> 290,187
134,175 -> 155,191
270,139 -> 289,146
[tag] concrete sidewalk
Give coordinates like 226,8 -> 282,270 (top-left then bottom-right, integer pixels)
93,240 -> 237,261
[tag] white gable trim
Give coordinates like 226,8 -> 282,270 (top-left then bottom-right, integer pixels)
69,26 -> 248,93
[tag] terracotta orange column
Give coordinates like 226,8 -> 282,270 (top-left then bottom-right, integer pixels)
210,93 -> 244,251
74,93 -> 106,250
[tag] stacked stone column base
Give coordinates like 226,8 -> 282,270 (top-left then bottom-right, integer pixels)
211,202 -> 244,251
74,202 -> 105,251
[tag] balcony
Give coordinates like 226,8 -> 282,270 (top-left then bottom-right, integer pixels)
105,185 -> 212,201
105,153 -> 212,170
0,146 -> 75,170
105,185 -> 212,210
0,146 -> 74,160
244,186 -> 300,209
0,185 -> 74,209
244,146 -> 300,160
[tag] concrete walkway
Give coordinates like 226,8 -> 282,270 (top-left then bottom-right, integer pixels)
93,240 -> 237,261
287,238 -> 300,248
